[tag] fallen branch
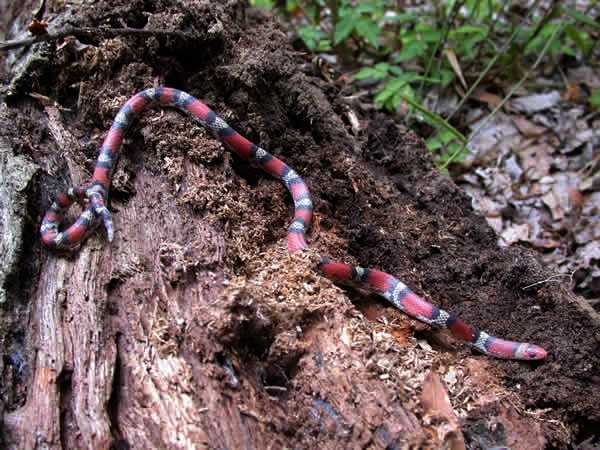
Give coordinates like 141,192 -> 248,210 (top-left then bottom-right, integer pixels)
0,27 -> 195,52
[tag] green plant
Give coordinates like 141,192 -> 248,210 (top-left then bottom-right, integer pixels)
333,1 -> 384,48
253,1 -> 600,165
250,0 -> 274,9
590,89 -> 600,110
289,0 -> 387,52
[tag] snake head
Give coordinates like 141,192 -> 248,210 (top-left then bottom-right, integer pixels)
517,344 -> 548,360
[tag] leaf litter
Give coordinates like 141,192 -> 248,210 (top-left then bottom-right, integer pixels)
456,69 -> 600,302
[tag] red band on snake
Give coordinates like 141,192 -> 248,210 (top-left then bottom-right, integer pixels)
40,87 -> 548,361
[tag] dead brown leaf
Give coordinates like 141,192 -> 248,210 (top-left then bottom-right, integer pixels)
512,116 -> 547,137
474,91 -> 502,108
510,91 -> 561,113
486,216 -> 504,234
520,143 -> 554,180
445,48 -> 467,89
531,238 -> 562,249
562,83 -> 584,103
500,223 -> 531,245
27,19 -> 48,36
421,371 -> 466,450
568,67 -> 600,90
542,191 -> 564,221
567,187 -> 584,209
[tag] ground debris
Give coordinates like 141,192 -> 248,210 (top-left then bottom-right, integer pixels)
509,91 -> 561,114
458,91 -> 600,301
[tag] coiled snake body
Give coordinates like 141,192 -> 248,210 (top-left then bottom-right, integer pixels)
41,87 -> 547,360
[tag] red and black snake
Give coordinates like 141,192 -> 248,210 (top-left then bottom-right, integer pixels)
40,87 -> 547,360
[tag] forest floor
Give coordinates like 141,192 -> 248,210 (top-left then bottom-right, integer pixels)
0,1 -> 599,449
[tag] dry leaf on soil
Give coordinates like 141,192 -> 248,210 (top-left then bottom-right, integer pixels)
421,371 -> 466,450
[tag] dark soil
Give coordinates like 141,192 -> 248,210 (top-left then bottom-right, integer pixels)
1,0 -> 599,448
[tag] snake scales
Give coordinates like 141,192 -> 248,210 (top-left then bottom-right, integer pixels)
40,87 -> 547,360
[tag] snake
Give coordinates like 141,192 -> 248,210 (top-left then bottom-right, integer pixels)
40,87 -> 547,360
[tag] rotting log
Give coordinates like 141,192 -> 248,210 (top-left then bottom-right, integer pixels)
1,1 -> 599,449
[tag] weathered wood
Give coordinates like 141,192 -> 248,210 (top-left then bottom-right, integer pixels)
0,132 -> 38,304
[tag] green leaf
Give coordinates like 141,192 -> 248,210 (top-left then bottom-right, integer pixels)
297,25 -> 327,51
397,39 -> 428,61
560,45 -> 577,57
563,6 -> 600,30
453,25 -> 488,35
439,142 -> 467,164
427,129 -> 462,154
285,0 -> 299,13
250,0 -> 273,8
379,78 -> 407,96
464,0 -> 492,20
391,84 -> 415,109
590,89 -> 600,109
398,95 -> 467,144
334,14 -> 356,44
355,63 -> 389,80
439,69 -> 455,86
525,23 -> 562,55
415,23 -> 442,42
317,39 -> 332,52
355,3 -> 380,14
354,68 -> 379,80
426,135 -> 443,151
421,30 -> 443,43
414,23 -> 434,32
456,34 -> 486,60
389,65 -> 404,76
438,128 -> 457,144
565,24 -> 591,54
374,76 -> 413,105
374,87 -> 396,105
355,17 -> 380,47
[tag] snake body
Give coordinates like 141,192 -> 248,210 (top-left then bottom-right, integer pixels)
40,87 -> 547,360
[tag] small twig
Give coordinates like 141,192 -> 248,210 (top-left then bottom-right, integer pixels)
264,385 -> 288,393
239,407 -> 266,423
0,27 -> 195,52
28,92 -> 71,110
522,273 -> 573,290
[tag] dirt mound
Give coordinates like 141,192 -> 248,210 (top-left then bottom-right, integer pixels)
1,1 -> 599,448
